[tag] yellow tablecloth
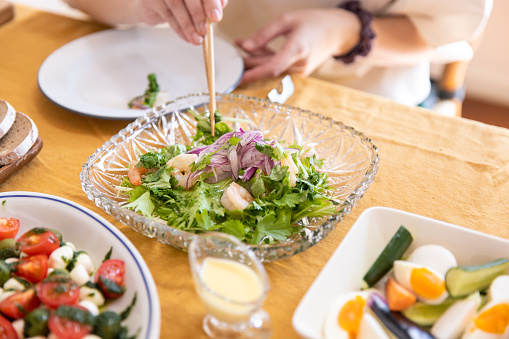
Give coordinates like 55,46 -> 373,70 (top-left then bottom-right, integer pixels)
1,6 -> 509,339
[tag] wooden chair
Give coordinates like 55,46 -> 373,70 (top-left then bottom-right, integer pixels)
431,30 -> 486,117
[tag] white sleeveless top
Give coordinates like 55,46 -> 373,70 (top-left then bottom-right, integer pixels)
217,0 -> 492,106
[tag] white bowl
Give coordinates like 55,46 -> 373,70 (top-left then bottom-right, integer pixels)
0,191 -> 160,339
292,206 -> 509,339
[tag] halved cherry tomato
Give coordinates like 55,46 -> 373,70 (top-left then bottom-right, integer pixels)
16,228 -> 60,256
96,259 -> 125,299
0,314 -> 17,339
36,276 -> 80,309
0,289 -> 40,319
14,254 -> 48,283
0,218 -> 20,241
48,305 -> 94,339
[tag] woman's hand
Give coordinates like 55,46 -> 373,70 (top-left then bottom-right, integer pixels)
139,0 -> 228,45
236,8 -> 361,83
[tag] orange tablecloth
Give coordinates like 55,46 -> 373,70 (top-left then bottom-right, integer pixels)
1,6 -> 509,339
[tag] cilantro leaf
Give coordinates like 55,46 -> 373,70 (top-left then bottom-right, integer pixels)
269,164 -> 288,181
273,193 -> 302,208
252,209 -> 292,244
221,219 -> 246,241
251,177 -> 266,198
255,143 -> 274,158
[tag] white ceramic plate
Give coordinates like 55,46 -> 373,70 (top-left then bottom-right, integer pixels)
0,191 -> 160,339
292,206 -> 509,339
38,27 -> 244,120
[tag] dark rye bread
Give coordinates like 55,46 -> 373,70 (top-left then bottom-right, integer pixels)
0,99 -> 15,140
0,111 -> 38,166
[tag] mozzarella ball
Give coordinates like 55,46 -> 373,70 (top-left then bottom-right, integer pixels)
79,300 -> 100,316
3,278 -> 26,291
79,286 -> 105,306
70,264 -> 91,286
75,253 -> 94,275
48,245 -> 74,269
0,290 -> 15,302
11,319 -> 24,339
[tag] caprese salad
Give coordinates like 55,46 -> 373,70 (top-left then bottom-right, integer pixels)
0,217 -> 136,339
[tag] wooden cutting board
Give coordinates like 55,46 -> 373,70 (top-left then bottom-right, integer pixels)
0,1 -> 14,26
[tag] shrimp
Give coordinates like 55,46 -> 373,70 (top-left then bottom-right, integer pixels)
220,182 -> 254,211
280,153 -> 299,187
173,172 -> 199,190
128,162 -> 148,186
165,154 -> 198,173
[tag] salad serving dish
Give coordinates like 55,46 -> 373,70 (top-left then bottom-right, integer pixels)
0,191 -> 161,339
292,206 -> 509,339
80,93 -> 379,262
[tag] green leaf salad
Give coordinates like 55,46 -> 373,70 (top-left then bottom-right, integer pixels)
118,111 -> 337,245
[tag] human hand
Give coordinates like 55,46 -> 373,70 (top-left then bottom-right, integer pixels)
139,0 -> 228,45
236,8 -> 361,83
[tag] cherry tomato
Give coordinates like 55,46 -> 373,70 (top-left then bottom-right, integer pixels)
96,259 -> 125,299
37,276 -> 80,309
14,254 -> 48,283
0,314 -> 17,339
48,305 -> 93,339
16,228 -> 60,256
0,218 -> 20,241
0,289 -> 40,319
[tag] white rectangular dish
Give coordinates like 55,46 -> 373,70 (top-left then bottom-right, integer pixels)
292,206 -> 509,339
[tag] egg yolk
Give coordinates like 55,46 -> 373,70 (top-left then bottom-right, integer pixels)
474,303 -> 509,334
338,295 -> 365,339
410,267 -> 445,300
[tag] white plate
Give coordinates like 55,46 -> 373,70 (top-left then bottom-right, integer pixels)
0,191 -> 161,339
292,206 -> 509,339
38,27 -> 244,120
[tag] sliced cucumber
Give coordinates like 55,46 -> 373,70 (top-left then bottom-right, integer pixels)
445,258 -> 509,298
363,225 -> 413,287
401,298 -> 456,326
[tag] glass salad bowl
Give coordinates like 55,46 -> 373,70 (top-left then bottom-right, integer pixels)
80,93 -> 379,262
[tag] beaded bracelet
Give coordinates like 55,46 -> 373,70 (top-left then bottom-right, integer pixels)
334,1 -> 376,64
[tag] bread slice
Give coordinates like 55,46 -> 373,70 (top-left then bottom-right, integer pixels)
0,111 -> 39,166
0,99 -> 16,140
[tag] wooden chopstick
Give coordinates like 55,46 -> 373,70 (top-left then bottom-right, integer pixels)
202,20 -> 216,136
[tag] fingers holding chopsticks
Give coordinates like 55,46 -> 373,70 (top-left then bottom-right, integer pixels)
140,0 -> 227,45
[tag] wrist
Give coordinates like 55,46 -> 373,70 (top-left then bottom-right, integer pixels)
334,1 -> 376,64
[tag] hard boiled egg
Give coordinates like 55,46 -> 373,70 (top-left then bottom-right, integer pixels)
323,291 -> 365,339
393,260 -> 449,305
393,244 -> 457,305
408,244 -> 457,276
462,299 -> 509,339
489,275 -> 509,302
323,291 -> 389,339
357,312 -> 390,339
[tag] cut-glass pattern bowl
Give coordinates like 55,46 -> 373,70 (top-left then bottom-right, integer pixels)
80,93 -> 379,262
